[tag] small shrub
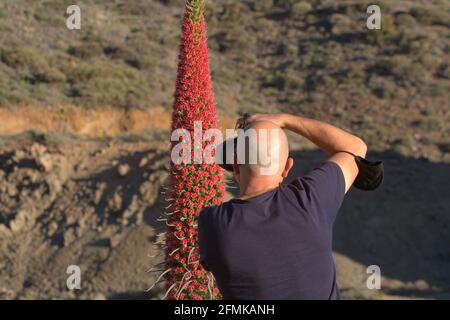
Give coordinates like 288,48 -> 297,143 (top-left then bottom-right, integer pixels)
24,129 -> 45,143
103,45 -> 152,69
34,11 -> 65,27
353,0 -> 392,13
0,91 -> 9,105
330,13 -> 352,34
419,53 -> 441,73
427,82 -> 446,97
0,10 -> 7,18
395,13 -> 416,28
366,16 -> 398,45
157,0 -> 177,5
283,71 -> 304,90
276,42 -> 298,57
0,44 -> 66,83
67,62 -> 148,107
291,2 -> 313,19
261,73 -> 285,90
305,73 -> 333,92
367,75 -> 397,99
42,0 -> 73,11
436,63 -> 450,79
68,42 -> 103,59
246,0 -> 273,11
410,6 -> 449,26
396,30 -> 430,54
34,67 -> 66,83
372,55 -> 425,86
43,132 -> 66,148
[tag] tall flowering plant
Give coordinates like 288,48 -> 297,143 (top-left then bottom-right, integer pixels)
163,0 -> 224,300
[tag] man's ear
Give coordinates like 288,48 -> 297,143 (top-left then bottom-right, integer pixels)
282,157 -> 294,178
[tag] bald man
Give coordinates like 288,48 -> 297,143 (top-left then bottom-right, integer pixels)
198,113 -> 367,300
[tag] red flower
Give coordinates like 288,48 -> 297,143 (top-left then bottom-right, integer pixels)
164,0 -> 223,301
190,294 -> 203,300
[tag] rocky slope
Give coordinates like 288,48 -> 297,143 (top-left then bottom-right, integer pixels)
0,132 -> 449,299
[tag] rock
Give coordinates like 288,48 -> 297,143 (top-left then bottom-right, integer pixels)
7,184 -> 18,197
65,208 -> 84,225
75,225 -> 84,238
30,143 -> 47,156
75,163 -> 86,171
0,287 -> 15,299
0,224 -> 11,237
27,170 -> 40,183
120,218 -> 129,226
9,210 -> 30,233
39,154 -> 54,172
20,188 -> 31,198
109,234 -> 123,248
414,280 -> 429,291
63,227 -> 76,247
13,150 -> 27,162
110,190 -> 123,212
139,181 -> 154,200
47,222 -> 58,237
117,164 -> 130,177
94,182 -> 106,205
135,210 -> 144,225
79,207 -> 95,229
122,195 -> 139,220
92,293 -> 107,300
46,175 -> 62,197
81,292 -> 107,300
139,157 -> 149,167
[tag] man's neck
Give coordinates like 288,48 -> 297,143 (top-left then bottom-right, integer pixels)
239,178 -> 281,200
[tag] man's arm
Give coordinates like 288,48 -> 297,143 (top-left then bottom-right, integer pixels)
245,113 -> 367,193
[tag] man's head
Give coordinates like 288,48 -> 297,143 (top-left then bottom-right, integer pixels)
233,120 -> 294,190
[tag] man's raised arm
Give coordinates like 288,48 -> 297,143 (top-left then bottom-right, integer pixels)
244,113 -> 367,193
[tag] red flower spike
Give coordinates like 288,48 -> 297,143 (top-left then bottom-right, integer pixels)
164,0 -> 224,300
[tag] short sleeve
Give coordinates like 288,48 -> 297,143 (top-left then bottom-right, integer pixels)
198,209 -> 210,271
289,161 -> 345,224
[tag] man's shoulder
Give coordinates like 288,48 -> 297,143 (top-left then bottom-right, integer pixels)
284,161 -> 345,224
199,200 -> 232,222
200,201 -> 229,215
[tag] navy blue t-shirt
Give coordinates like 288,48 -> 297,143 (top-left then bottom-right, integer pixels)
198,161 -> 345,300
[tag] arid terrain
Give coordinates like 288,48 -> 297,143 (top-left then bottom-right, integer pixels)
0,0 -> 449,300
0,107 -> 449,300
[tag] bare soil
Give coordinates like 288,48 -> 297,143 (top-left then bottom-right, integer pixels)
0,110 -> 449,299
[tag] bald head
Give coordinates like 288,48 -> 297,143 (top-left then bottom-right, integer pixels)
237,120 -> 290,178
